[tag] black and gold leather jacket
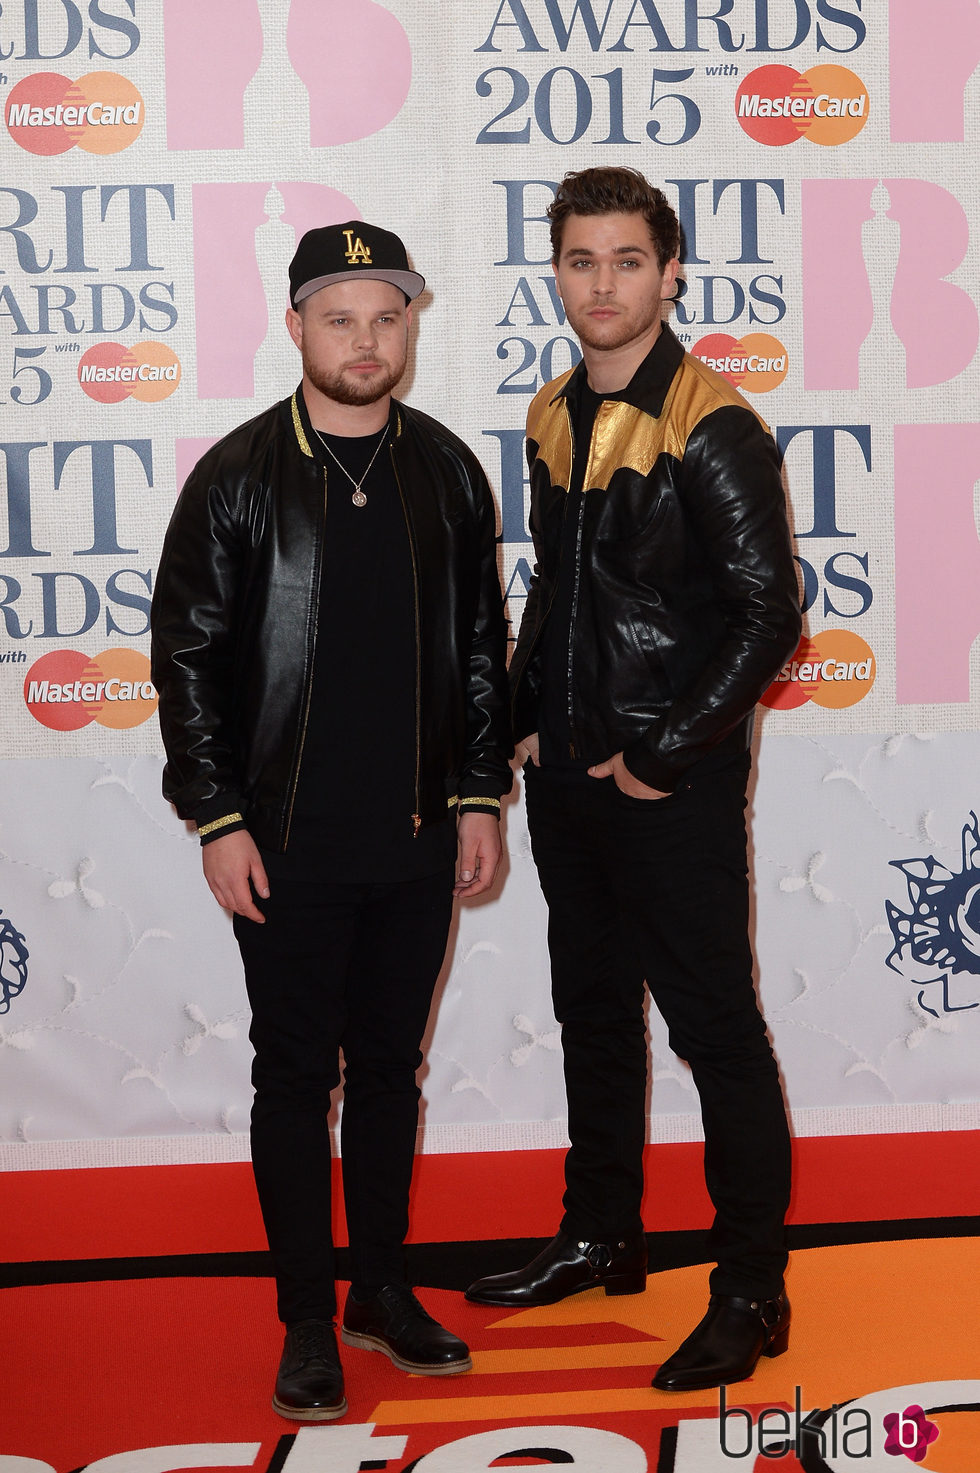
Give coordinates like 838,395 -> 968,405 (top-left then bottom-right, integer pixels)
509,325 -> 802,792
151,387 -> 512,850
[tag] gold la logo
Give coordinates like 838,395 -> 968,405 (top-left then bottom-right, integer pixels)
342,229 -> 372,266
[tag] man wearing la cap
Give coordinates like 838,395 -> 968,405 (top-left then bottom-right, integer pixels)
151,222 -> 512,1420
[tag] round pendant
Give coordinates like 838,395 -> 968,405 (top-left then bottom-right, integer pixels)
351,489 -> 368,508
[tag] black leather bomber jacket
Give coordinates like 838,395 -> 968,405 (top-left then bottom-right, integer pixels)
151,387 -> 513,850
509,325 -> 802,792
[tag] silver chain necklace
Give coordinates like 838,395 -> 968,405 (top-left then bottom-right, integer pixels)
315,425 -> 388,507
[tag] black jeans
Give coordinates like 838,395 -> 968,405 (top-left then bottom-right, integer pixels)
524,757 -> 790,1298
234,866 -> 455,1322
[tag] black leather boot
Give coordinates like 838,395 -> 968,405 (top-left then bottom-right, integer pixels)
465,1230 -> 648,1307
651,1292 -> 791,1391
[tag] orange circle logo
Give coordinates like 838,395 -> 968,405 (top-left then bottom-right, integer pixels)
692,333 -> 788,392
24,649 -> 158,731
761,631 -> 876,710
5,71 -> 145,155
78,342 -> 181,403
736,64 -> 869,146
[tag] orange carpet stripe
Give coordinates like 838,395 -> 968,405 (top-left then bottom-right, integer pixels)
921,1413 -> 978,1473
363,1236 -> 980,1428
368,1387 -> 670,1424
469,1341 -> 659,1373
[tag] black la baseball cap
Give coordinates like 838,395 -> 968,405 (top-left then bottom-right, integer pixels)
288,220 -> 425,308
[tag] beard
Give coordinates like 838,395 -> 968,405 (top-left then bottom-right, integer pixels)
564,299 -> 664,355
303,348 -> 406,407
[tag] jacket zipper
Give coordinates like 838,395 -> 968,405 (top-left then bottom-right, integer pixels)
565,399 -> 597,760
391,446 -> 423,836
566,491 -> 587,759
283,465 -> 327,849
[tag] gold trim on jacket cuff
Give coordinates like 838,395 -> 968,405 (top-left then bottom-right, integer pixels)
198,812 -> 244,838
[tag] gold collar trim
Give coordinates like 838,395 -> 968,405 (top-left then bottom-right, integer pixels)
292,392 -> 401,455
291,392 -> 313,459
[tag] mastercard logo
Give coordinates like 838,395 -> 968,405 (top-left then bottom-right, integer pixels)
24,649 -> 157,731
5,71 -> 144,155
78,342 -> 181,404
736,64 -> 869,146
692,333 -> 788,392
761,631 -> 876,710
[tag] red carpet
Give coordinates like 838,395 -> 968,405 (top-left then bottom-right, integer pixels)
2,1135 -> 978,1470
3,1242 -> 979,1470
6,1132 -> 979,1261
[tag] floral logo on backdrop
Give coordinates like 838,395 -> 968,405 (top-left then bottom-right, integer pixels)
885,812 -> 980,1016
0,910 -> 29,1013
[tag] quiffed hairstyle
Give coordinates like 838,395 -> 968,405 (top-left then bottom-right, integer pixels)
548,167 -> 680,270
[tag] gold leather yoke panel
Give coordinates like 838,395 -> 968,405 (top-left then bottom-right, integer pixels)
527,355 -> 771,493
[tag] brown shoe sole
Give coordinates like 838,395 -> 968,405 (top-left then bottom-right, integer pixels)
341,1326 -> 472,1376
272,1392 -> 348,1421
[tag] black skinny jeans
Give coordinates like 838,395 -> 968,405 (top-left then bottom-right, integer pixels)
234,866 -> 455,1323
524,755 -> 790,1298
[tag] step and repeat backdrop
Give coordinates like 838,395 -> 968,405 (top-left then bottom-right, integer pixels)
1,0 -> 978,1164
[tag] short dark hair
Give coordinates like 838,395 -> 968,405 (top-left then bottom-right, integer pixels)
548,167 -> 680,270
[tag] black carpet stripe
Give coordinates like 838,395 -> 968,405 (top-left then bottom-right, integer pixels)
2,1216 -> 976,1291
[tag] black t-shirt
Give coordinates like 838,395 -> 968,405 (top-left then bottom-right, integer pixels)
262,423 -> 456,883
537,379 -> 605,769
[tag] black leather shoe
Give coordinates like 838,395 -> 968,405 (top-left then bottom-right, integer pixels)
342,1284 -> 472,1375
272,1318 -> 347,1421
465,1230 -> 648,1307
652,1292 -> 791,1391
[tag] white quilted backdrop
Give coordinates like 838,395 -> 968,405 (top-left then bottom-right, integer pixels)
1,0 -> 978,1164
